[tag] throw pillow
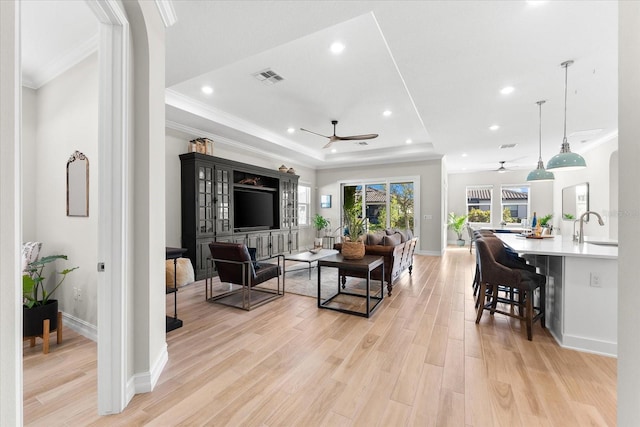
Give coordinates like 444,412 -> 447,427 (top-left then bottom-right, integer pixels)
247,247 -> 261,270
382,233 -> 402,246
366,231 -> 385,246
165,258 -> 195,288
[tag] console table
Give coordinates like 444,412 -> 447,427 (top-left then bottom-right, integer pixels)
317,254 -> 384,318
166,247 -> 187,332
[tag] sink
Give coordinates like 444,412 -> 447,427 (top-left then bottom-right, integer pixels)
586,241 -> 618,247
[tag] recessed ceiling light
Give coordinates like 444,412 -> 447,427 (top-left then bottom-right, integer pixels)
331,148 -> 337,153
405,139 -> 412,144
201,85 -> 213,95
383,110 -> 392,117
489,125 -> 500,131
287,127 -> 295,134
500,86 -> 514,95
526,1 -> 546,6
462,153 -> 468,157
330,42 -> 345,54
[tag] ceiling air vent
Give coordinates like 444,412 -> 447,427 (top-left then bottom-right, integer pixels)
252,68 -> 284,85
499,143 -> 517,149
357,141 -> 369,145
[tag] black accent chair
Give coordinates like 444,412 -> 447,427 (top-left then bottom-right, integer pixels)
207,242 -> 284,311
474,237 -> 546,340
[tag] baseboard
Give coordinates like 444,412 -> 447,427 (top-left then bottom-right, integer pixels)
415,249 -> 443,256
561,333 -> 617,358
61,311 -> 97,342
132,343 -> 168,394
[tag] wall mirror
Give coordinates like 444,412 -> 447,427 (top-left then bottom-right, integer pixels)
562,182 -> 589,221
67,151 -> 89,217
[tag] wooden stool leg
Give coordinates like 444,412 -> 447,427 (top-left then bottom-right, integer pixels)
30,337 -> 35,347
57,311 -> 63,344
42,319 -> 50,354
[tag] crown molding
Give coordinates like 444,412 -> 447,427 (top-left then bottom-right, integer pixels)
155,0 -> 177,28
24,33 -> 98,89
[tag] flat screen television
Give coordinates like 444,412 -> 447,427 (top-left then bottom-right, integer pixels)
234,189 -> 275,231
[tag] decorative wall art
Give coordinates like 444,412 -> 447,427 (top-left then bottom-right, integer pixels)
320,194 -> 332,208
67,150 -> 89,217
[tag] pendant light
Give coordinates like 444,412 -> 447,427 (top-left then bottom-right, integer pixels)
527,100 -> 555,181
546,60 -> 587,170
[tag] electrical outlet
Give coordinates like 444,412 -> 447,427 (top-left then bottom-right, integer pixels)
73,287 -> 78,301
77,288 -> 82,301
590,273 -> 602,287
423,214 -> 433,220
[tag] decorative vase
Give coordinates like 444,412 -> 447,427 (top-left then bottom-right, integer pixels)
342,241 -> 365,259
314,237 -> 323,249
23,299 -> 58,337
278,164 -> 288,173
456,239 -> 466,247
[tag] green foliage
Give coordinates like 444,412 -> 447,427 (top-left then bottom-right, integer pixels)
468,208 -> 490,223
312,214 -> 330,237
563,213 -> 575,220
539,213 -> 553,226
343,207 -> 366,242
447,212 -> 468,240
23,255 -> 78,308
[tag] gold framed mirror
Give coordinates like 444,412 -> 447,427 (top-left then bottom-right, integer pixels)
67,151 -> 89,217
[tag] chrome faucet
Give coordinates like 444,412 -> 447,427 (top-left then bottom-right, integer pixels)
578,211 -> 605,244
572,219 -> 580,242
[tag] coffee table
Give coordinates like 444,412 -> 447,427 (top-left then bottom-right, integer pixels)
284,249 -> 339,279
317,254 -> 384,318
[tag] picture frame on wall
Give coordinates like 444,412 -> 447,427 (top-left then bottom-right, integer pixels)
320,194 -> 331,208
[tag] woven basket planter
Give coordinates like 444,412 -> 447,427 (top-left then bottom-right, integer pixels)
342,241 -> 365,260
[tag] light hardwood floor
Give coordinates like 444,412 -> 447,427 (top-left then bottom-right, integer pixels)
23,247 -> 617,426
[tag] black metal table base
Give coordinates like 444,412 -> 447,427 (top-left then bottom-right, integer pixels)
166,316 -> 183,332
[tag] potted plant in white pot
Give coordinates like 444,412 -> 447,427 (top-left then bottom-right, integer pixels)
23,254 -> 78,337
312,214 -> 330,248
447,212 -> 468,246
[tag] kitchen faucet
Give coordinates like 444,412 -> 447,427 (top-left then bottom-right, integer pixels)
578,211 -> 605,244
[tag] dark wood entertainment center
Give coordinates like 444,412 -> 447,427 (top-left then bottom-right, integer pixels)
180,152 -> 299,280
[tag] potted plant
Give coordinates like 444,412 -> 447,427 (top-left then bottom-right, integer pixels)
312,214 -> 330,248
23,255 -> 78,337
539,213 -> 553,227
342,207 -> 366,259
447,212 -> 468,246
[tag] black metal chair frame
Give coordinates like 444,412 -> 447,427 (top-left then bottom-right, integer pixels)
206,254 -> 285,311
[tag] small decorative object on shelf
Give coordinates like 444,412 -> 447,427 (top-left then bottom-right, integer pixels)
278,164 -> 288,173
287,167 -> 296,174
238,176 -> 261,186
188,138 -> 214,155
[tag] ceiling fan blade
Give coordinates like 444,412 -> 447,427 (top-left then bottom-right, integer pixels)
336,133 -> 379,141
300,128 -> 330,139
323,140 -> 334,149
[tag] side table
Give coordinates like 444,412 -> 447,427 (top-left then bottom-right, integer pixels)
166,247 -> 187,332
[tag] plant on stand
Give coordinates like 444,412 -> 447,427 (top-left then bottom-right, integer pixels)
447,212 -> 468,246
342,207 -> 366,259
312,214 -> 330,248
23,255 -> 78,337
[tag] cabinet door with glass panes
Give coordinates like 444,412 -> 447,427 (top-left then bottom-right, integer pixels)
280,178 -> 298,229
213,165 -> 232,235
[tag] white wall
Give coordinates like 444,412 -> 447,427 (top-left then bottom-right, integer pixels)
22,87 -> 37,242
617,2 -> 640,423
316,159 -> 444,255
34,53 -> 99,327
446,169 -> 554,242
165,128 -> 318,250
551,137 -> 618,239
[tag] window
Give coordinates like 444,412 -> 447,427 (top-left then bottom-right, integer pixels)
466,185 -> 492,223
298,184 -> 311,227
501,185 -> 530,223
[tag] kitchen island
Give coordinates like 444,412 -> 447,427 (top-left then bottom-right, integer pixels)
495,233 -> 618,357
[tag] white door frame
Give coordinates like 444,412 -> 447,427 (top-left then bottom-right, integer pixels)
85,0 -> 129,414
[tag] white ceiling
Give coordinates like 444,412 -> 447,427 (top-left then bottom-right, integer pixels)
22,1 -> 618,173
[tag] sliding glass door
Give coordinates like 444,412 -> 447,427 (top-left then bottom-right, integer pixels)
341,179 -> 416,235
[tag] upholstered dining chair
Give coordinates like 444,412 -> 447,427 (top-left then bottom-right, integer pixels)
474,238 -> 546,340
207,242 -> 284,311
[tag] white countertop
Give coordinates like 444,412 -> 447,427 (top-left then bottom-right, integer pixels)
495,233 -> 618,260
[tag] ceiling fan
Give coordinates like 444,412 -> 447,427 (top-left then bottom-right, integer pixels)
496,161 -> 510,173
300,120 -> 378,149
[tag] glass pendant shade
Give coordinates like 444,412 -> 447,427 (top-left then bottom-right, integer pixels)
547,60 -> 586,171
527,100 -> 555,182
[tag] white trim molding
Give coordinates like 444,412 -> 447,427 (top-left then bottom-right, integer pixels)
61,312 -> 98,342
155,0 -> 177,28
